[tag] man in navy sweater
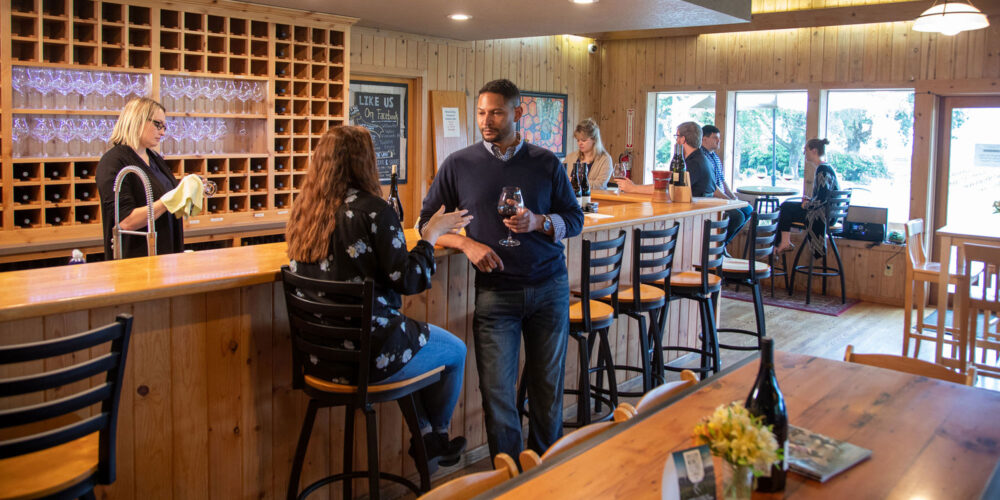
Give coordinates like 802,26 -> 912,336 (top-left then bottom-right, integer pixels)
419,79 -> 583,460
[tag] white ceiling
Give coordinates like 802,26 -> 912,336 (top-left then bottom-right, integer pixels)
241,0 -> 751,41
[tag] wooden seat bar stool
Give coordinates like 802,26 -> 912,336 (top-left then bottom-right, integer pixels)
659,217 -> 728,380
281,269 -> 443,500
902,218 -> 969,359
604,222 -> 680,395
0,314 -> 133,500
787,190 -> 851,304
520,230 -> 627,428
959,243 -> 1000,381
717,211 -> 779,352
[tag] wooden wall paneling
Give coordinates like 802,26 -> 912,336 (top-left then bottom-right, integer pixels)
131,299 -> 174,499
774,28 -> 787,83
890,23 -> 907,82
205,288 -> 245,499
91,304 -> 135,500
987,23 -> 1000,78
41,311 -> 90,419
936,29 -> 954,81
910,91 -> 937,224
270,281 -> 299,499
0,318 -> 44,409
445,252 -> 469,450
169,294 -> 209,500
241,283 -> 274,499
967,29 -> 985,80
904,22 -> 922,81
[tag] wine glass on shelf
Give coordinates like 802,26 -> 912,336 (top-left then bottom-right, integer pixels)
237,81 -> 253,114
251,81 -> 266,114
56,118 -> 75,157
32,117 -> 57,158
11,67 -> 28,108
183,77 -> 200,114
12,117 -> 30,158
27,67 -> 53,109
196,78 -> 213,113
222,79 -> 238,114
131,74 -> 150,100
497,186 -> 524,248
50,69 -> 74,110
95,72 -> 115,111
114,74 -> 133,109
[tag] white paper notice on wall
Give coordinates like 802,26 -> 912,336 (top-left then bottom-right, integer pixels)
974,144 -> 1000,167
442,107 -> 460,138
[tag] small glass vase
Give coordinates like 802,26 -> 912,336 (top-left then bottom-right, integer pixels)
721,461 -> 754,500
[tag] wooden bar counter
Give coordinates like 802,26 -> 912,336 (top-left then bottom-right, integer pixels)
0,193 -> 744,499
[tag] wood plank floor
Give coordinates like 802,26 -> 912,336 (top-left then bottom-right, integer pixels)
387,296 -> 997,499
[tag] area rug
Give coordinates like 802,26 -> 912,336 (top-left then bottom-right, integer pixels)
721,284 -> 859,317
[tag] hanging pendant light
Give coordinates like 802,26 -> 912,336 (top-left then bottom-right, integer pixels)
913,0 -> 990,36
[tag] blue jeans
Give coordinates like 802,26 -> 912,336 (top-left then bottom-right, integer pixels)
381,324 -> 466,434
725,205 -> 754,247
473,274 -> 570,459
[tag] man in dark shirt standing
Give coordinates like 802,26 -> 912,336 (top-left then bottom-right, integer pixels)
419,79 -> 584,460
676,121 -> 716,197
703,124 -> 753,248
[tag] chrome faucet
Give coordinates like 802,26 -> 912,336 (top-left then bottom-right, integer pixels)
112,166 -> 157,259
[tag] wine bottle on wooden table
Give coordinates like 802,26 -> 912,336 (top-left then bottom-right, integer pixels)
745,337 -> 788,492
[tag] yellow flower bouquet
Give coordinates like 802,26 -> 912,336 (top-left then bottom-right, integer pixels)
692,401 -> 782,476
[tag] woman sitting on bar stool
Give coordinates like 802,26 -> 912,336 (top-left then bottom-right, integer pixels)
285,125 -> 473,467
773,138 -> 840,254
564,118 -> 613,190
96,97 -> 182,259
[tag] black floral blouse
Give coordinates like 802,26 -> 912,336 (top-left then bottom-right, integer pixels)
289,189 -> 436,383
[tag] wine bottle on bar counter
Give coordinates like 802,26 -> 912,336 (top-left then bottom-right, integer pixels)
387,164 -> 404,222
569,161 -> 582,206
580,162 -> 591,206
670,142 -> 687,187
745,337 -> 788,492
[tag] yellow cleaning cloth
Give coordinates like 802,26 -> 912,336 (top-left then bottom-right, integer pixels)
161,174 -> 205,218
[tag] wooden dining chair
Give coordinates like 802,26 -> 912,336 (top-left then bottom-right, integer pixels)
416,453 -> 518,500
959,243 -> 1000,381
0,314 -> 133,500
903,219 -> 969,359
518,403 -> 635,472
843,345 -> 976,386
634,369 -> 698,414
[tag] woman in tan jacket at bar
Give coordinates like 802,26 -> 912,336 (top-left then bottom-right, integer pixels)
563,118 -> 613,190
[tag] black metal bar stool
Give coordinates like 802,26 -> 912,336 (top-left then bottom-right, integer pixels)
718,212 -> 779,352
0,314 -> 133,500
787,190 -> 851,304
281,268 -> 443,500
659,217 -> 728,380
518,230 -> 627,429
602,223 -> 680,395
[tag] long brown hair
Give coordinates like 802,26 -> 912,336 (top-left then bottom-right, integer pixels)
286,125 -> 382,262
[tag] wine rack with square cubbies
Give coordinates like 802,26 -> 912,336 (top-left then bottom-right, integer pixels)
1,0 -> 353,257
272,23 -> 346,209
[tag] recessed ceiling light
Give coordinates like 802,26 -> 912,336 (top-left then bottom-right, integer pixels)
448,14 -> 471,21
571,0 -> 598,4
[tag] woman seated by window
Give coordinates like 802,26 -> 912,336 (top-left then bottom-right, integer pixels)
286,125 -> 473,468
774,138 -> 840,254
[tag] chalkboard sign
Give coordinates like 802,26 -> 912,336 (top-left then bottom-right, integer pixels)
349,80 -> 408,184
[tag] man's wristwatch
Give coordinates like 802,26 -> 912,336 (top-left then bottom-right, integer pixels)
542,214 -> 553,232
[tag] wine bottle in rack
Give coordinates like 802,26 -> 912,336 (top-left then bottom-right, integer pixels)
745,337 -> 788,493
18,215 -> 34,228
386,164 -> 404,223
49,191 -> 62,202
275,179 -> 284,189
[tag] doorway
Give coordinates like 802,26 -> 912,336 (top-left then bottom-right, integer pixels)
934,96 -> 1000,230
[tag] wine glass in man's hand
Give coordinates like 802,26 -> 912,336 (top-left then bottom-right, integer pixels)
498,186 -> 523,247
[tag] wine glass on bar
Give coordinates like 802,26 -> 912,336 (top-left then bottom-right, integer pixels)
497,186 -> 523,248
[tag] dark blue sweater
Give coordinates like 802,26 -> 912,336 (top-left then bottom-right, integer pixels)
419,141 -> 584,289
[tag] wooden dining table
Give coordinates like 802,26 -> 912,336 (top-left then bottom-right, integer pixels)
482,351 -> 1000,499
934,221 -> 1000,372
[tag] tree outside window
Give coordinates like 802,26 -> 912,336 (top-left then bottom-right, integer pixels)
733,91 -> 808,190
825,90 -> 914,223
648,92 -> 715,180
